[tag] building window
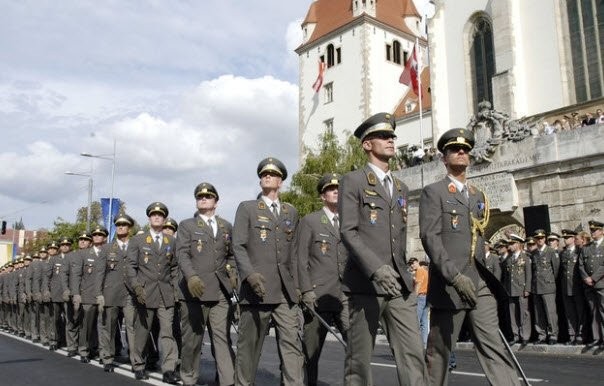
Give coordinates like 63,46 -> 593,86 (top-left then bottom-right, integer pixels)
566,0 -> 604,102
386,44 -> 392,61
336,47 -> 342,64
405,101 -> 415,113
470,15 -> 496,111
403,50 -> 409,64
327,44 -> 335,67
393,40 -> 402,64
324,118 -> 334,133
324,82 -> 333,103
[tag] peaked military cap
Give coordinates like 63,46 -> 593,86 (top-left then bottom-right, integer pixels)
39,246 -> 48,253
354,112 -> 396,141
561,229 -> 577,237
194,182 -> 219,200
525,236 -> 536,245
146,202 -> 169,218
163,217 -> 178,232
437,128 -> 475,153
47,240 -> 59,250
114,213 -> 134,226
24,255 -> 32,261
91,226 -> 109,237
533,229 -> 547,238
59,237 -> 72,245
317,173 -> 340,194
509,234 -> 525,243
547,232 -> 560,241
32,251 -> 40,258
588,220 -> 603,231
77,231 -> 93,241
257,157 -> 287,180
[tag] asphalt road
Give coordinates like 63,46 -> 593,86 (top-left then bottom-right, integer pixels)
2,330 -> 604,385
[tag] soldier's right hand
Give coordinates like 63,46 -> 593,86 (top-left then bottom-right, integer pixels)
134,285 -> 146,305
96,295 -> 105,309
372,265 -> 402,297
42,291 -> 51,303
62,289 -> 71,302
301,290 -> 317,311
452,273 -> 477,307
187,275 -> 205,299
33,292 -> 42,302
246,272 -> 266,298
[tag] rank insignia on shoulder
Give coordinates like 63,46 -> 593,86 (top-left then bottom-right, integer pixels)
146,235 -> 152,244
367,172 -> 377,186
258,201 -> 266,210
448,182 -> 456,194
321,215 -> 329,224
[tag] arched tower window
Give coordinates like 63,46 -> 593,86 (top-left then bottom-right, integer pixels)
393,40 -> 402,64
470,16 -> 496,110
327,44 -> 335,68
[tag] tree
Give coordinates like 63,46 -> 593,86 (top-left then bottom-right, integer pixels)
76,200 -> 127,227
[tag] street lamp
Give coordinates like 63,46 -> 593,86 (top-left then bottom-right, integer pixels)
80,139 -> 116,230
65,171 -> 93,232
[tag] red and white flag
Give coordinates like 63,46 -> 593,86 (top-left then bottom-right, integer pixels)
312,60 -> 327,93
399,44 -> 420,97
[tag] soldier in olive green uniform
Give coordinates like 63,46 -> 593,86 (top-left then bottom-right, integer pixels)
502,235 -> 532,344
35,246 -> 51,345
530,229 -> 560,345
127,202 -> 179,384
28,251 -> 41,342
559,229 -> 585,344
42,238 -> 70,351
578,220 -> 604,348
233,157 -> 304,386
17,258 -> 29,337
297,173 -> 349,386
97,214 -> 135,372
177,182 -> 236,386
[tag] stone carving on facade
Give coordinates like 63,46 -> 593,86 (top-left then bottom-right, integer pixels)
467,101 -> 535,163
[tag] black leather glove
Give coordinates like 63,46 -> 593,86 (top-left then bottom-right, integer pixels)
372,265 -> 402,297
452,273 -> 477,307
246,272 -> 266,298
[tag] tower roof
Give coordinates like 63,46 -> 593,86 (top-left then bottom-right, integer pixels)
299,0 -> 420,49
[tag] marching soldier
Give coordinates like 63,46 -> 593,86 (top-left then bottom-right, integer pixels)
127,202 -> 180,383
559,229 -> 585,345
22,255 -> 34,339
28,251 -> 41,343
162,218 -> 178,236
341,113 -> 427,386
233,157 -> 304,386
177,182 -> 236,386
58,237 -> 80,356
502,235 -> 532,345
530,229 -> 560,345
42,240 -> 64,350
97,214 -> 135,372
297,173 -> 349,386
4,262 -> 16,333
35,246 -> 51,346
0,265 -> 5,330
419,128 -> 519,385
17,257 -> 28,337
70,229 -> 102,362
578,220 -> 604,349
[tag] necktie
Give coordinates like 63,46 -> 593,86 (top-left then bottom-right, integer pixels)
271,203 -> 279,219
383,176 -> 392,199
154,235 -> 161,248
461,185 -> 469,204
333,215 -> 339,230
207,218 -> 216,237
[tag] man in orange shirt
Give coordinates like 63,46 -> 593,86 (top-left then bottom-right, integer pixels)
409,258 -> 429,348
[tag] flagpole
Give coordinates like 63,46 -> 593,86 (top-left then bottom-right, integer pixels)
417,37 -> 423,150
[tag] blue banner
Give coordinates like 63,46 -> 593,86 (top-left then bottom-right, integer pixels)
101,198 -> 121,241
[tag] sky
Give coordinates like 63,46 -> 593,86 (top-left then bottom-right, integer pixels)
0,0 -> 315,230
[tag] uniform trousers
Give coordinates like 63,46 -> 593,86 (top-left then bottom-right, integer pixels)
123,295 -> 136,354
49,302 -> 65,346
180,292 -> 235,386
303,295 -> 349,386
65,301 -> 80,351
508,296 -> 530,342
17,302 -> 25,334
132,305 -> 178,373
235,301 -> 304,386
78,303 -> 98,357
344,292 -> 427,386
30,302 -> 40,340
39,302 -> 50,344
584,287 -> 604,342
562,294 -> 585,341
533,293 -> 558,341
427,291 -> 520,386
99,305 -> 124,364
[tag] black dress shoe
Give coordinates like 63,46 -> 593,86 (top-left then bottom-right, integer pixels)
162,371 -> 179,384
134,370 -> 149,380
42,342 -> 49,346
67,350 -> 77,357
80,356 -> 90,363
103,364 -> 114,373
48,344 -> 57,351
548,338 -> 557,345
32,338 -> 40,343
575,336 -> 583,345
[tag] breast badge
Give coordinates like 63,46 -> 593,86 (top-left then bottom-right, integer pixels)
320,240 -> 328,255
451,210 -> 459,230
143,252 -> 149,264
370,209 -> 378,224
196,240 -> 203,253
259,226 -> 268,242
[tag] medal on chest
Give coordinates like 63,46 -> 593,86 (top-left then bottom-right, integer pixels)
196,239 -> 203,253
259,226 -> 268,242
143,252 -> 150,264
320,240 -> 328,255
451,210 -> 459,229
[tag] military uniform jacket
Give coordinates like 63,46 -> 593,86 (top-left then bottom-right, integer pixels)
502,252 -> 531,297
233,199 -> 299,305
43,253 -> 69,302
297,209 -> 348,312
579,241 -> 604,289
8,271 -> 17,303
24,264 -> 35,298
96,241 -> 130,308
17,269 -> 27,303
559,246 -> 581,296
419,178 -> 507,310
530,246 -> 559,295
483,252 -> 502,281
31,259 -> 45,296
338,165 -> 413,295
0,274 -> 5,303
127,231 -> 177,308
176,216 -> 235,302
70,247 -> 101,305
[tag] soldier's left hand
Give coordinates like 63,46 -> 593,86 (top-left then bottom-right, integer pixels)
373,265 -> 402,297
301,290 -> 317,311
72,294 -> 81,310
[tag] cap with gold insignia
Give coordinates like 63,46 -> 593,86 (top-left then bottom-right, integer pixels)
39,246 -> 48,254
114,213 -> 134,227
533,229 -> 547,238
509,234 -> 525,243
588,220 -> 603,231
257,157 -> 287,180
194,182 -> 219,200
353,112 -> 396,141
146,202 -> 169,218
24,255 -> 33,261
437,128 -> 475,153
47,241 -> 59,250
91,226 -> 109,237
525,236 -> 536,245
32,251 -> 40,258
561,229 -> 577,238
317,173 -> 340,194
59,237 -> 72,246
163,217 -> 178,233
547,232 -> 560,241
77,231 -> 93,241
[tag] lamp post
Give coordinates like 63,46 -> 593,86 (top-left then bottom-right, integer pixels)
65,171 -> 93,232
81,139 -> 116,229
